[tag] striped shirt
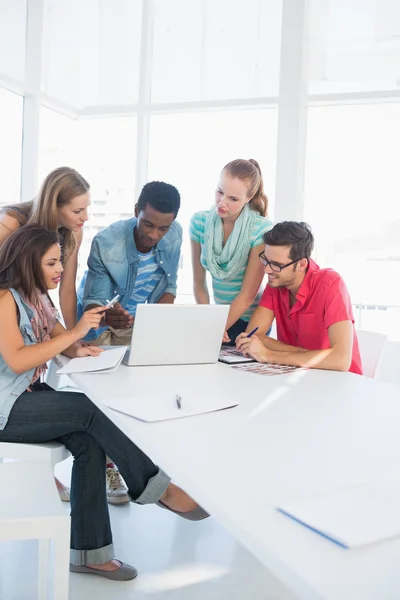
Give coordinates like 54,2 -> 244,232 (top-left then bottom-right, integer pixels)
189,210 -> 273,321
125,249 -> 163,316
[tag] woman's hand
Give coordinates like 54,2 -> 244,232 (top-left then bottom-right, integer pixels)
75,345 -> 103,358
222,330 -> 230,344
72,306 -> 108,339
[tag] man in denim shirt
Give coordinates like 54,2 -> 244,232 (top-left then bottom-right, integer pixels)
80,181 -> 182,346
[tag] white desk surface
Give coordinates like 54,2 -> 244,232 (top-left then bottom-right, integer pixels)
61,359 -> 400,600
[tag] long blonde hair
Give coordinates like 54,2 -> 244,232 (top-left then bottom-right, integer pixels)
222,158 -> 268,217
28,167 -> 90,259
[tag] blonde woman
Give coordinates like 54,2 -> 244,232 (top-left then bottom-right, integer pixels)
190,159 -> 273,344
0,168 -> 129,504
0,167 -> 90,329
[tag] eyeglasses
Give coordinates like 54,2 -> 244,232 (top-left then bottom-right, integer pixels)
258,251 -> 302,273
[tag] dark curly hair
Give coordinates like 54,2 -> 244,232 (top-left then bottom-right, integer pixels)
137,181 -> 181,216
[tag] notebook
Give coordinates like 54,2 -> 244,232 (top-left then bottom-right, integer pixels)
278,482 -> 400,549
56,346 -> 127,375
218,346 -> 256,365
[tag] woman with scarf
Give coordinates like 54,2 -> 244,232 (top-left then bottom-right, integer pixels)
190,159 -> 273,345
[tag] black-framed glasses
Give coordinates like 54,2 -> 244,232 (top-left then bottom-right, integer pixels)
258,251 -> 301,273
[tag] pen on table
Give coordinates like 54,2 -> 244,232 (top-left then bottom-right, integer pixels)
176,394 -> 182,410
246,326 -> 259,338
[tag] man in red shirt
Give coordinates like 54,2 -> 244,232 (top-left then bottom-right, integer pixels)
236,221 -> 362,374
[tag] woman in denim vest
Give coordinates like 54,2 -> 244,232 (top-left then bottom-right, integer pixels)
0,225 -> 207,581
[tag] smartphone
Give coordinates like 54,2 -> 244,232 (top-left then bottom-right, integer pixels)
105,294 -> 120,309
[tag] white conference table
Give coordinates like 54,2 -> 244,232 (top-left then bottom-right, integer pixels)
60,357 -> 400,600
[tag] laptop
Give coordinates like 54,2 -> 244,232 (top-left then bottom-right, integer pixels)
123,304 -> 229,366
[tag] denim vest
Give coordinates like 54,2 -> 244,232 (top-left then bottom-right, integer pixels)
0,289 -> 37,430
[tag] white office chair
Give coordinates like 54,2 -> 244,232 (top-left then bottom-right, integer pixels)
375,340 -> 400,386
0,440 -> 70,468
0,461 -> 70,600
356,329 -> 387,379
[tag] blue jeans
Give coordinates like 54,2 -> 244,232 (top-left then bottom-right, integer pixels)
0,382 -> 170,565
225,318 -> 272,346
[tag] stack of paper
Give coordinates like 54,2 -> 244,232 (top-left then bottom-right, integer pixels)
57,346 -> 127,375
278,482 -> 400,548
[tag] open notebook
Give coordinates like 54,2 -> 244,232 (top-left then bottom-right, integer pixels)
56,347 -> 127,375
278,482 -> 400,549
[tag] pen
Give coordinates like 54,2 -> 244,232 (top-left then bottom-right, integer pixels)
176,394 -> 182,410
105,293 -> 120,309
246,326 -> 259,338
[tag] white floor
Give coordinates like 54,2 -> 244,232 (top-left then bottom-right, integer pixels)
0,456 -> 299,600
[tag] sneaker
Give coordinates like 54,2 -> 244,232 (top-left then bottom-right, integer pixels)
106,466 -> 130,505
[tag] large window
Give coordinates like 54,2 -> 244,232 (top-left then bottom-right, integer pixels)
148,109 -> 277,296
308,0 -> 400,94
39,112 -> 137,279
151,0 -> 282,103
304,103 -> 400,339
41,0 -> 142,108
0,0 -> 26,83
0,87 -> 23,207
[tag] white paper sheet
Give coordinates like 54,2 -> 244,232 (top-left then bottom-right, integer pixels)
278,482 -> 400,548
57,347 -> 127,375
102,392 -> 239,422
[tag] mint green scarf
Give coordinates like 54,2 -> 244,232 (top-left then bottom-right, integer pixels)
204,203 -> 257,281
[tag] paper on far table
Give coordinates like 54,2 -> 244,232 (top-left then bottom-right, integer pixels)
57,346 -> 127,375
103,392 -> 239,422
232,362 -> 302,376
278,482 -> 400,549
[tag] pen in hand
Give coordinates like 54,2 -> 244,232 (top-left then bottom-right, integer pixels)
176,394 -> 182,410
246,326 -> 259,338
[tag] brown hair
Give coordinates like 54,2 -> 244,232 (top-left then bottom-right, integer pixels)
222,158 -> 268,217
263,221 -> 314,261
29,167 -> 90,259
0,225 -> 60,303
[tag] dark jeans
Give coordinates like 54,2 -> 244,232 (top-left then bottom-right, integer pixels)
0,382 -> 170,565
225,318 -> 272,347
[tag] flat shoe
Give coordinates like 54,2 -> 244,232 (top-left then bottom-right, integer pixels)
58,487 -> 70,503
157,500 -> 209,521
70,561 -> 138,581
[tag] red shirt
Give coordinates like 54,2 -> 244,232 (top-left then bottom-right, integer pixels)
259,259 -> 362,375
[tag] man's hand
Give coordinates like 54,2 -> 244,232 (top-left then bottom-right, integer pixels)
75,345 -> 103,358
236,334 -> 271,363
103,302 -> 134,329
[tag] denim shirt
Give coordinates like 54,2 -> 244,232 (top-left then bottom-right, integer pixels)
78,217 -> 182,340
0,289 -> 37,430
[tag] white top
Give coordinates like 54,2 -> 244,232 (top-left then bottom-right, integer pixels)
60,359 -> 400,600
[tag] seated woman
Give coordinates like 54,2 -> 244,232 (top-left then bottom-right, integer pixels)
0,224 -> 207,581
190,159 -> 273,345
